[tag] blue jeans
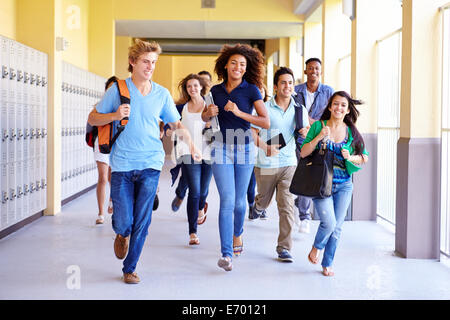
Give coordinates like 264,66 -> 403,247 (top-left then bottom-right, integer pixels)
111,168 -> 160,274
181,155 -> 213,235
295,196 -> 312,220
212,143 -> 255,258
247,169 -> 256,206
312,180 -> 353,268
175,172 -> 188,199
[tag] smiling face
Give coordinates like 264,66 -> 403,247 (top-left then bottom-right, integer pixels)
329,94 -> 350,120
186,78 -> 203,99
274,73 -> 294,99
226,54 -> 247,81
304,60 -> 321,83
130,51 -> 158,81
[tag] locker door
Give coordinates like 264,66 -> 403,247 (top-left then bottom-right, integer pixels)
15,161 -> 23,221
22,45 -> 30,163
15,42 -> 24,163
40,156 -> 46,211
1,163 -> 8,229
22,157 -> 29,218
1,37 -> 9,165
8,39 -> 17,164
7,162 -> 16,226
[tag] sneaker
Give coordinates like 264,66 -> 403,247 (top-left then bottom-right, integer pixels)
277,249 -> 294,263
217,257 -> 233,271
114,234 -> 129,260
260,210 -> 268,220
171,196 -> 183,212
299,220 -> 311,234
123,272 -> 140,284
249,206 -> 262,221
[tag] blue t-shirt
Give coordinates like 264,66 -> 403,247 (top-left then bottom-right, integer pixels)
210,79 -> 262,145
252,97 -> 297,169
95,78 -> 180,172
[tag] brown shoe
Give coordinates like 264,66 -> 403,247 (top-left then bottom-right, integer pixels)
114,234 -> 129,260
123,272 -> 140,284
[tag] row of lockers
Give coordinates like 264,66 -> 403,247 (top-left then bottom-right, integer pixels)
1,158 -> 46,230
61,61 -> 106,201
1,35 -> 48,166
0,35 -> 48,232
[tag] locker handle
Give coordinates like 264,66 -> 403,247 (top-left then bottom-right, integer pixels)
36,75 -> 41,86
9,129 -> 16,141
1,192 -> 8,204
24,185 -> 29,195
17,70 -> 24,82
30,74 -> 36,85
9,189 -> 16,200
10,68 -> 16,80
17,129 -> 23,140
42,77 -> 47,87
2,66 -> 9,78
2,130 -> 8,142
24,72 -> 30,84
17,187 -> 23,198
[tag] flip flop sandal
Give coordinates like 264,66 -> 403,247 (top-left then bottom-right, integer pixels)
107,199 -> 113,214
95,215 -> 105,224
189,236 -> 200,245
197,213 -> 207,225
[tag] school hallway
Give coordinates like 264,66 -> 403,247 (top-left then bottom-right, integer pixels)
1,162 -> 450,301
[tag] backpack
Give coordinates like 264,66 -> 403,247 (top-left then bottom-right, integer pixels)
85,79 -> 130,154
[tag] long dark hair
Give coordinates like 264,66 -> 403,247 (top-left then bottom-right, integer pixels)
320,91 -> 365,155
214,43 -> 265,89
176,73 -> 207,105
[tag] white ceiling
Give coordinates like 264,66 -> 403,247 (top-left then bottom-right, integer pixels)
115,20 -> 303,40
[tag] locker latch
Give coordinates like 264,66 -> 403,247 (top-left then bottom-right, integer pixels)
1,191 -> 8,204
2,129 -> 8,142
9,68 -> 16,80
1,66 -> 8,79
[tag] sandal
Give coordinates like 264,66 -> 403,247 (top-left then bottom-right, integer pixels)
189,234 -> 200,245
95,215 -> 105,225
322,267 -> 335,277
233,235 -> 243,256
308,247 -> 319,264
197,213 -> 207,225
107,199 -> 113,214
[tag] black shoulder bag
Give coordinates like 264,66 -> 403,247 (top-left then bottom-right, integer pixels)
289,121 -> 334,198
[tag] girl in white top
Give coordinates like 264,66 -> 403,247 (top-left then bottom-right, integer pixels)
173,74 -> 213,246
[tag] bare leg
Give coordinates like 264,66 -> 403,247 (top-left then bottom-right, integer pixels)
96,161 -> 109,216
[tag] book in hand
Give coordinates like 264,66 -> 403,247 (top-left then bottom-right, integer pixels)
204,92 -> 220,133
266,133 -> 286,149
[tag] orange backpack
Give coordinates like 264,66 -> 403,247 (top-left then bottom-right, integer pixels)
85,79 -> 130,154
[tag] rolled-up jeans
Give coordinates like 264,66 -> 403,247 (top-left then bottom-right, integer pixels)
312,179 -> 353,268
211,142 -> 255,258
111,168 -> 160,274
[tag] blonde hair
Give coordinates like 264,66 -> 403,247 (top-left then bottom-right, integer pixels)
128,39 -> 162,72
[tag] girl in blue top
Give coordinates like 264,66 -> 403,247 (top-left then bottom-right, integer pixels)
300,91 -> 369,277
202,44 -> 270,271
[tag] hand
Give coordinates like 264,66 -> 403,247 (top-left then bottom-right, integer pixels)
205,104 -> 219,118
341,148 -> 350,160
190,143 -> 203,162
319,125 -> 330,140
166,128 -> 173,137
265,144 -> 280,157
224,100 -> 241,117
115,104 -> 130,120
298,126 -> 310,138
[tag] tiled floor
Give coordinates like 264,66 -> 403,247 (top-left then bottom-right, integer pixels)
1,164 -> 450,300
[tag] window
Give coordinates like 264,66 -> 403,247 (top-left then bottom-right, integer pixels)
441,7 -> 450,257
376,29 -> 402,225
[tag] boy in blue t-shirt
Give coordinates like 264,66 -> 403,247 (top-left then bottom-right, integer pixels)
90,39 -> 201,284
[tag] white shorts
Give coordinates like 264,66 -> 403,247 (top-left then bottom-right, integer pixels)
94,150 -> 109,164
93,139 -> 109,164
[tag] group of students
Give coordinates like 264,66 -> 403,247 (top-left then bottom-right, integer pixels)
87,39 -> 368,284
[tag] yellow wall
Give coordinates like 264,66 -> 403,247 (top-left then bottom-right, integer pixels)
0,0 -> 17,39
152,54 -> 217,99
115,36 -> 132,79
112,0 -> 300,22
400,0 -> 447,138
322,0 -> 351,89
61,0 -> 89,69
303,21 -> 322,82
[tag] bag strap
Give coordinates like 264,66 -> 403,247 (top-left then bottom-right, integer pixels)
109,79 -> 130,147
